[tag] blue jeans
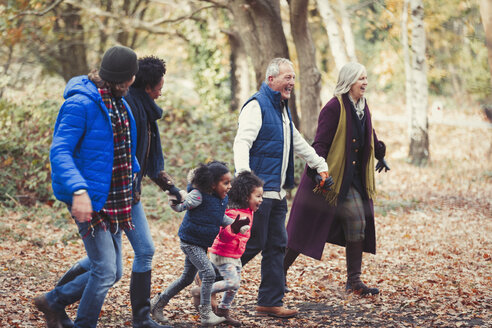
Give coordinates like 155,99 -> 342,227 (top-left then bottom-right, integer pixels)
46,221 -> 123,328
78,201 -> 155,273
241,198 -> 288,307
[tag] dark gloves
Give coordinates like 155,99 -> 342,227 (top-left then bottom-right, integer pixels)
152,171 -> 183,203
230,214 -> 251,234
315,174 -> 334,191
167,186 -> 182,204
151,171 -> 175,192
375,140 -> 386,160
376,159 -> 390,173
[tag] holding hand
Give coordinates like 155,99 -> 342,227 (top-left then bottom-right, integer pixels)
167,189 -> 188,207
375,159 -> 390,173
230,214 -> 251,234
315,172 -> 334,191
168,186 -> 183,204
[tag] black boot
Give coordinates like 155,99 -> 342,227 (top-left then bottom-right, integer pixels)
131,271 -> 172,328
283,248 -> 300,293
56,262 -> 87,287
55,262 -> 87,328
345,241 -> 379,296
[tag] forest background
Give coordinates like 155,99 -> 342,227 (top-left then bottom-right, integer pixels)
0,0 -> 491,327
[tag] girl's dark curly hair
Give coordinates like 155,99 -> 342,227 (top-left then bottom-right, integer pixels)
191,161 -> 230,194
131,56 -> 166,89
228,171 -> 264,209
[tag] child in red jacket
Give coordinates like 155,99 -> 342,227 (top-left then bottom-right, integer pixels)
207,171 -> 263,326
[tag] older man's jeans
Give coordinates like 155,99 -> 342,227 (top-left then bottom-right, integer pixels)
45,220 -> 123,328
78,201 -> 155,273
241,198 -> 288,307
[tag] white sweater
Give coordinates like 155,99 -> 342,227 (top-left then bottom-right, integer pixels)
233,99 -> 328,200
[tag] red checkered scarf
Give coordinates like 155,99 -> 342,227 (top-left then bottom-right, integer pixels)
89,87 -> 134,235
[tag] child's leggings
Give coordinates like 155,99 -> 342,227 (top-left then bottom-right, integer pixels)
159,241 -> 215,306
211,263 -> 242,309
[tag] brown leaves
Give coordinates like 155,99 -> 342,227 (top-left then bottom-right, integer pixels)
2,105 -> 492,327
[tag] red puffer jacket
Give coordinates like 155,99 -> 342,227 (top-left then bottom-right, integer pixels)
208,208 -> 253,259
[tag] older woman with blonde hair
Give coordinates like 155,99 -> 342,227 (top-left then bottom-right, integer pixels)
284,62 -> 390,295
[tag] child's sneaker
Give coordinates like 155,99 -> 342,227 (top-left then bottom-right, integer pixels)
149,293 -> 170,324
198,304 -> 225,327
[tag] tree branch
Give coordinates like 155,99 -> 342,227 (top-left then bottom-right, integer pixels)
197,0 -> 229,9
148,4 -> 217,25
10,0 -> 64,18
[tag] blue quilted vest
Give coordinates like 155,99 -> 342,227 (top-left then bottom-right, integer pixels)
178,191 -> 228,248
242,82 -> 295,191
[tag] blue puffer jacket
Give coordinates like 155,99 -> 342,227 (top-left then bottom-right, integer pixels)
243,82 -> 295,191
50,75 -> 140,211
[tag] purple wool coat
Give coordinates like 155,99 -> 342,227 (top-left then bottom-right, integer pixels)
286,93 -> 385,260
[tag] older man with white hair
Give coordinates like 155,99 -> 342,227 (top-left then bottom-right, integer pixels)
233,57 -> 331,318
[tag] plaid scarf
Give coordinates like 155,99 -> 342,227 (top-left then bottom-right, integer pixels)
89,88 -> 133,234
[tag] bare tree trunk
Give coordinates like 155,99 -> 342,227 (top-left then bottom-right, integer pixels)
228,0 -> 289,88
228,0 -> 299,126
52,4 -> 89,81
225,29 -> 251,111
116,0 -> 150,48
316,0 -> 348,71
401,0 -> 412,136
337,0 -> 357,62
288,0 -> 321,140
408,0 -> 429,166
480,0 -> 492,92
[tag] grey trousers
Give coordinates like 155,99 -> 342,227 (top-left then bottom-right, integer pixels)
160,240 -> 216,306
336,186 -> 366,242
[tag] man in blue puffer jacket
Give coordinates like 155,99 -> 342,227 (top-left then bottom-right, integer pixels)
34,46 -> 142,328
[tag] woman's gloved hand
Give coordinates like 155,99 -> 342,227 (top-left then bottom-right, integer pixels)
168,186 -> 183,204
376,159 -> 390,173
315,174 -> 334,190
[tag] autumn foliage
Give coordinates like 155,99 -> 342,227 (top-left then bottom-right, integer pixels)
1,100 -> 491,327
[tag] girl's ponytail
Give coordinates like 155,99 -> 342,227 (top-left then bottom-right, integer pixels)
191,161 -> 229,193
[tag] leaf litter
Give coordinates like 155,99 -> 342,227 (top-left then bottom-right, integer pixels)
1,112 -> 491,327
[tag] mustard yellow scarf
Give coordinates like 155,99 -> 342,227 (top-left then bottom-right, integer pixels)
314,95 -> 376,205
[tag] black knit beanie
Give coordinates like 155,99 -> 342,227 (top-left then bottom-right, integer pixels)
99,46 -> 139,83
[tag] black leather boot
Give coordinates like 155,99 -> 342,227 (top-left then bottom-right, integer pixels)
55,262 -> 87,328
283,248 -> 300,293
131,271 -> 172,328
56,262 -> 87,287
345,241 -> 379,295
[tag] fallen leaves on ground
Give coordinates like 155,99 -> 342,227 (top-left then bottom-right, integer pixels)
1,111 -> 491,327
